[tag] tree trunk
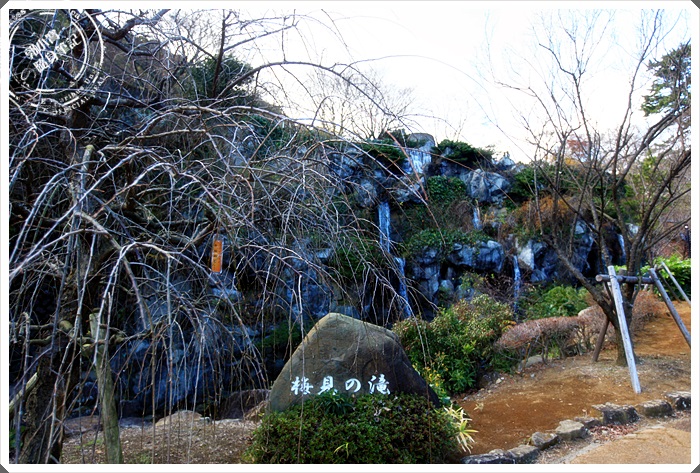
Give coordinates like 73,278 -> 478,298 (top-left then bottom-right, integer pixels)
18,354 -> 64,463
90,313 -> 124,463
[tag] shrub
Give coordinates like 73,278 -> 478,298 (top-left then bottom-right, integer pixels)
507,165 -> 539,204
642,255 -> 691,299
393,295 -> 513,395
401,228 -> 489,259
244,392 -> 462,463
359,139 -> 407,171
329,234 -> 384,281
433,139 -> 493,167
426,176 -> 467,205
521,285 -> 589,320
498,290 -> 668,366
495,316 -> 580,367
257,319 -> 316,361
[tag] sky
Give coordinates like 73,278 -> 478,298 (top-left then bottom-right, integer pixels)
223,1 -> 694,162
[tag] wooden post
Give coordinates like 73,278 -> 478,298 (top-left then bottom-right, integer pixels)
90,313 -> 124,463
595,274 -> 654,284
607,266 -> 641,394
649,268 -> 691,347
592,318 -> 610,362
660,261 -> 691,307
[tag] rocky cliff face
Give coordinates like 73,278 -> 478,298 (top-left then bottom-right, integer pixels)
77,133 -> 620,420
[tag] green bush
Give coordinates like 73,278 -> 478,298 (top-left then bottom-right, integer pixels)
244,392 -> 461,463
433,140 -> 493,167
329,234 -> 384,280
426,176 -> 467,205
401,228 -> 489,259
393,295 -> 513,395
507,165 -> 540,204
359,139 -> 407,171
521,285 -> 589,320
642,255 -> 691,299
257,319 -> 317,360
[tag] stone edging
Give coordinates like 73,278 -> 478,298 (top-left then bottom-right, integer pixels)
460,391 -> 691,464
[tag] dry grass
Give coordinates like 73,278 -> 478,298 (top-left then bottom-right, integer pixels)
61,414 -> 258,464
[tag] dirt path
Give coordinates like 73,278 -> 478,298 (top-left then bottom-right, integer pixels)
458,302 -> 692,457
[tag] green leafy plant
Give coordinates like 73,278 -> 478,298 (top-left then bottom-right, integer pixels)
393,294 -> 514,395
401,228 -> 489,259
433,139 -> 493,167
521,285 -> 589,320
314,390 -> 355,416
642,255 -> 691,299
244,393 -> 461,463
426,176 -> 467,205
443,404 -> 478,453
328,234 -> 384,281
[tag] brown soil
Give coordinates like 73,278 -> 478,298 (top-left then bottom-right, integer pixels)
61,302 -> 691,464
458,302 -> 692,456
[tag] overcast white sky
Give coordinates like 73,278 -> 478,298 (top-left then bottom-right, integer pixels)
226,1 -> 694,162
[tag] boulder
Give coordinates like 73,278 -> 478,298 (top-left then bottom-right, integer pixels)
155,410 -> 203,428
530,431 -> 559,450
390,181 -> 424,204
408,247 -> 441,302
555,419 -> 587,441
465,169 -> 511,204
574,416 -> 602,430
593,402 -> 639,425
354,179 -> 378,208
461,453 -> 516,464
216,389 -> 270,420
506,445 -> 540,463
495,154 -> 517,171
665,391 -> 691,410
447,240 -> 504,273
268,313 -> 439,412
636,400 -> 674,418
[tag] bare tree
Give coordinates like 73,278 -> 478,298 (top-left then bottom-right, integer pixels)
8,8 -> 415,463
485,10 -> 690,364
303,66 -> 417,139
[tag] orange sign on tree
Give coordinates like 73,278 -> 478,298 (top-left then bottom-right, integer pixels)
211,236 -> 223,273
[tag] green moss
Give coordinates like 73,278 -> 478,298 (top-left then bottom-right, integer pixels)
256,319 -> 317,359
358,139 -> 407,170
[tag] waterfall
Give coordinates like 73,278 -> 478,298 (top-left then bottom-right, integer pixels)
473,207 -> 482,230
378,200 -> 391,253
404,149 -> 432,174
513,255 -> 521,309
617,234 -> 627,264
377,201 -> 412,318
395,257 -> 413,318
